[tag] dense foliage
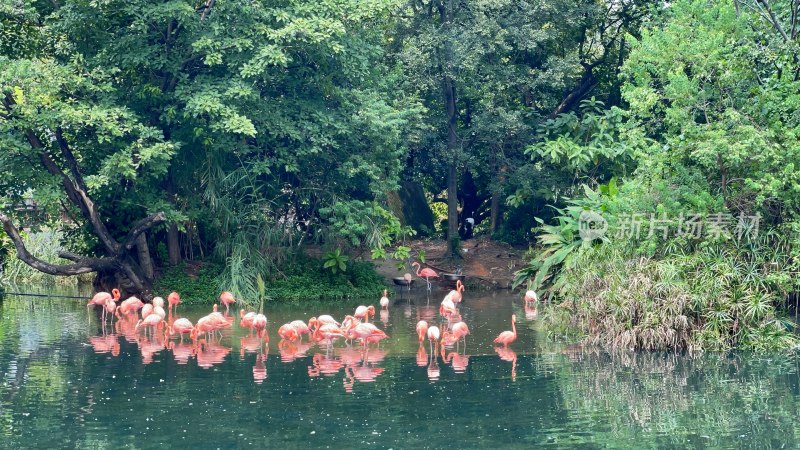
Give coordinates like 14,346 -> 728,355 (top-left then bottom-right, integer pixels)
519,0 -> 800,350
2,0 -> 800,347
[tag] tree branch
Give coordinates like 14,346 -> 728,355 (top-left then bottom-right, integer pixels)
0,213 -> 113,275
756,0 -> 790,41
119,212 -> 167,256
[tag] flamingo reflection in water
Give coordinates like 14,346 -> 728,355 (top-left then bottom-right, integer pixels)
416,345 -> 428,367
196,340 -> 231,369
89,333 -> 120,357
308,352 -> 344,377
278,340 -> 313,362
441,346 -> 469,373
494,346 -> 518,381
253,352 -> 268,384
138,334 -> 166,365
168,341 -> 195,365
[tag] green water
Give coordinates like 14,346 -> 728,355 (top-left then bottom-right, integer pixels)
1,287 -> 799,449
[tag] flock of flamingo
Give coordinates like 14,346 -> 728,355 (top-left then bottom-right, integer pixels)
86,276 -> 540,387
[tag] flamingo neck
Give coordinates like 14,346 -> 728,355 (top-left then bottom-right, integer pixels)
511,318 -> 516,336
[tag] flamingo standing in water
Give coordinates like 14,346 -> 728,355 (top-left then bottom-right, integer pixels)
493,314 -> 517,347
219,291 -> 236,313
416,320 -> 428,344
379,290 -> 390,309
252,314 -> 268,340
354,305 -> 375,323
412,262 -> 439,292
165,318 -> 194,342
168,291 -> 181,314
403,273 -> 413,291
524,290 -> 538,303
445,281 -> 465,303
240,309 -> 257,333
87,289 -> 120,322
426,325 -> 440,355
116,296 -> 145,319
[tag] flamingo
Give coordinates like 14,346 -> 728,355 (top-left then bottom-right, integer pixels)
416,320 -> 428,344
316,315 -> 341,327
278,324 -> 300,341
445,280 -> 465,303
240,309 -> 257,332
403,273 -> 413,291
445,321 -> 469,350
412,262 -> 439,292
87,288 -> 120,322
219,291 -> 236,313
152,296 -> 165,309
493,314 -> 517,347
168,291 -> 181,314
165,318 -> 194,342
103,300 -> 117,325
426,325 -> 440,355
141,303 -> 154,319
439,297 -> 457,317
192,315 -> 218,341
379,289 -> 389,309
252,314 -> 268,340
116,296 -> 144,319
354,305 -> 375,323
314,323 -> 345,347
290,320 -> 310,341
347,323 -> 389,347
135,313 -> 164,337
524,290 -> 538,303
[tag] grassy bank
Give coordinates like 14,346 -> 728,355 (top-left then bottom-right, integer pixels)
153,255 -> 387,305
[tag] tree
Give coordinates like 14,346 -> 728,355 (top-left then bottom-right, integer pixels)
1,0 -> 420,298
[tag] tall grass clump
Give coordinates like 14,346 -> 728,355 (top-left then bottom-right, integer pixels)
543,237 -> 798,351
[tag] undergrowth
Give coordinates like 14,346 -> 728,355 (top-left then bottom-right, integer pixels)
152,255 -> 387,305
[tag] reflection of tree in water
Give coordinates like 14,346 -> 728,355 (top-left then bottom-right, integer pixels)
543,349 -> 800,447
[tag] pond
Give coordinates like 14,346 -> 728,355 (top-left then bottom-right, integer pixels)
1,285 -> 800,448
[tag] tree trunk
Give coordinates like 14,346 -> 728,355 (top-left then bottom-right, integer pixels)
135,232 -> 154,280
444,75 -> 460,256
490,165 -> 507,233
167,223 -> 181,266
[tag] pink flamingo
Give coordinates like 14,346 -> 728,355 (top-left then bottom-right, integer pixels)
403,273 -> 413,291
240,309 -> 256,332
165,318 -> 194,342
290,320 -> 310,341
347,323 -> 389,347
141,303 -> 154,319
278,324 -> 300,342
354,305 -> 375,323
416,320 -> 428,344
412,262 -> 439,292
167,291 -> 181,314
152,296 -> 165,309
439,297 -> 457,317
116,296 -> 144,319
87,288 -> 120,322
444,321 -> 469,350
445,281 -> 465,303
524,290 -> 538,303
426,325 -> 440,355
135,313 -> 164,337
219,291 -> 236,313
252,314 -> 268,340
379,289 -> 389,309
493,314 -> 517,347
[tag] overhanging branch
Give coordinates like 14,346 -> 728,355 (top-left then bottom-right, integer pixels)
0,213 -> 113,275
